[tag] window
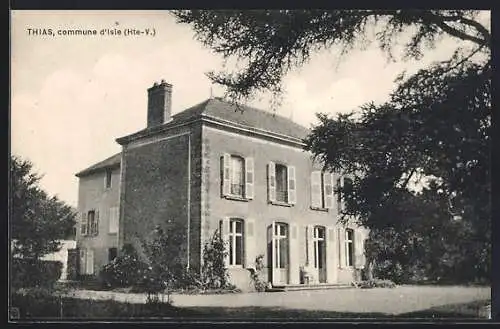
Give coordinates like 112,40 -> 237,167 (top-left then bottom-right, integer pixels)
275,164 -> 288,202
108,247 -> 118,262
229,219 -> 244,266
267,162 -> 296,205
337,177 -> 353,213
230,156 -> 244,196
274,223 -> 288,268
221,154 -> 254,199
105,169 -> 112,189
311,171 -> 334,209
81,210 -> 99,236
79,248 -> 94,275
345,229 -> 354,267
313,226 -> 326,269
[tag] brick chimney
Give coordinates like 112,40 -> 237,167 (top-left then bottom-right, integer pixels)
147,79 -> 172,127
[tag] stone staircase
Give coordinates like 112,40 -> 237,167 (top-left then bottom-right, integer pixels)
266,283 -> 353,292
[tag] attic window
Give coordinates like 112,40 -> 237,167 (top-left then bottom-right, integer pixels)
105,169 -> 112,189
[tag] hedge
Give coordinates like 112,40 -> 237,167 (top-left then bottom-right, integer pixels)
11,258 -> 62,289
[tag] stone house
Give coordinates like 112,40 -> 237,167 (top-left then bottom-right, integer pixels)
75,80 -> 368,290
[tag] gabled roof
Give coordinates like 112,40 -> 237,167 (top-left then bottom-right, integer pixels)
79,98 -> 310,177
75,153 -> 121,177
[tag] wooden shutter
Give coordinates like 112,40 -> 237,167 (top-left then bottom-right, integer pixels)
109,207 -> 119,233
267,162 -> 276,202
310,171 -> 322,208
326,226 -> 338,283
220,218 -> 230,268
86,249 -> 94,274
338,227 -> 346,269
354,230 -> 365,269
245,157 -> 254,200
324,173 -> 334,209
289,222 -> 300,284
245,218 -> 256,269
336,177 -> 343,214
221,153 -> 231,197
95,210 -> 100,235
270,221 -> 279,285
306,225 -> 314,267
288,166 -> 296,204
80,212 -> 88,236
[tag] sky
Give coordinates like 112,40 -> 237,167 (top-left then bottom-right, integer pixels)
11,10 -> 490,207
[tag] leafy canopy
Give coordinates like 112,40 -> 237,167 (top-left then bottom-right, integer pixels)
10,155 -> 76,259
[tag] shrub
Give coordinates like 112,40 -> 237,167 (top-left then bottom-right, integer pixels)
11,258 -> 62,289
354,279 -> 396,289
98,244 -> 148,289
201,229 -> 229,289
250,254 -> 267,292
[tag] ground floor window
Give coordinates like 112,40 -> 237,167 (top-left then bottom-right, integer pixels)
274,223 -> 288,268
79,248 -> 94,275
229,218 -> 244,266
345,229 -> 354,267
313,226 -> 326,269
108,247 -> 117,262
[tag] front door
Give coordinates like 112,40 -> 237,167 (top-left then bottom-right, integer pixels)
268,222 -> 289,285
314,226 -> 327,283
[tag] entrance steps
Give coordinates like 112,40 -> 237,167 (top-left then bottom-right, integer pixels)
267,283 -> 353,292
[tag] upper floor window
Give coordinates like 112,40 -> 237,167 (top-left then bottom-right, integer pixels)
311,171 -> 334,210
221,154 -> 254,200
267,162 -> 296,205
80,209 -> 99,236
337,177 -> 353,213
108,207 -> 119,234
345,228 -> 354,267
105,169 -> 112,189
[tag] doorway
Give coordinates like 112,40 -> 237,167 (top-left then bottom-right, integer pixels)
267,222 -> 289,285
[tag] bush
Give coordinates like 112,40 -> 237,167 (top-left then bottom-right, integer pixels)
353,279 -> 397,289
98,244 -> 149,289
250,254 -> 267,292
11,258 -> 62,289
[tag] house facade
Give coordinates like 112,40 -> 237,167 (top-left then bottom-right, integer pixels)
75,80 -> 368,290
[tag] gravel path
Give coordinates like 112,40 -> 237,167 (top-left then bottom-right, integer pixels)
67,285 -> 490,315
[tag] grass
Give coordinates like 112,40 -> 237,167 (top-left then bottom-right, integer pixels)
10,291 -> 491,321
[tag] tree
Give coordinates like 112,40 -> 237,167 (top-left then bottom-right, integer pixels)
173,10 -> 489,100
10,155 -> 76,259
174,10 -> 491,283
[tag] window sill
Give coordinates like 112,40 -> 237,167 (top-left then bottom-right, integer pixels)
310,206 -> 329,212
108,232 -> 118,235
269,201 -> 293,207
223,195 -> 249,202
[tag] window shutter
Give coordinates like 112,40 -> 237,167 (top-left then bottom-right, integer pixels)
288,166 -> 296,204
306,225 -> 314,267
270,221 -> 279,286
289,223 -> 300,284
109,207 -> 119,234
311,171 -> 322,208
245,157 -> 254,200
81,212 -> 88,236
79,249 -> 86,274
326,226 -> 338,283
267,162 -> 276,202
324,173 -> 334,209
338,227 -> 346,269
336,177 -> 343,214
86,248 -> 94,274
354,230 -> 365,269
221,153 -> 231,197
220,218 -> 230,268
95,210 -> 100,235
245,218 -> 256,269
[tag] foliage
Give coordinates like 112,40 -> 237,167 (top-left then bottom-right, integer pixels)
201,229 -> 230,289
11,259 -> 62,289
10,155 -> 77,260
249,254 -> 267,292
353,279 -> 396,289
10,291 -> 183,319
98,244 -> 149,289
173,10 -> 489,100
